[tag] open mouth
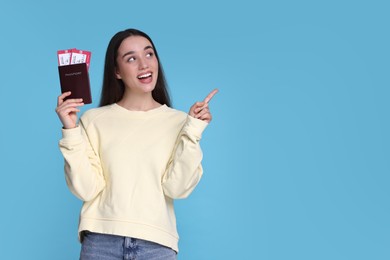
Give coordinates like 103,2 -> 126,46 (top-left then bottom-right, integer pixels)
137,72 -> 153,84
137,72 -> 152,79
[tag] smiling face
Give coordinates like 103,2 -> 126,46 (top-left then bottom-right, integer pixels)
115,36 -> 159,95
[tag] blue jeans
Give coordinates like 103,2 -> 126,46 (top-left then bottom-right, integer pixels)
80,232 -> 177,260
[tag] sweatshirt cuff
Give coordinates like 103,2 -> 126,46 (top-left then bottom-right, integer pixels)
184,116 -> 208,140
61,125 -> 82,140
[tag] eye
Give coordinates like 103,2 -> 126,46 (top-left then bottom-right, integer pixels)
146,52 -> 154,58
127,56 -> 135,62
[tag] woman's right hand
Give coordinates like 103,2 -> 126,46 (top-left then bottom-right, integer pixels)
55,91 -> 84,129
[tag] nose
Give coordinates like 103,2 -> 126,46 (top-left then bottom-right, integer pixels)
139,57 -> 148,70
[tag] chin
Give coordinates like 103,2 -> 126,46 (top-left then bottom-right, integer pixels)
141,84 -> 156,93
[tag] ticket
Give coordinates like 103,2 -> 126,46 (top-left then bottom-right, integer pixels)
57,48 -> 76,66
57,48 -> 91,70
70,49 -> 91,69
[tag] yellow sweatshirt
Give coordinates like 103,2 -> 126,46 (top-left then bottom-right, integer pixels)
59,103 -> 208,252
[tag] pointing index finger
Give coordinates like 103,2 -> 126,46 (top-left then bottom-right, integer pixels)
203,88 -> 219,104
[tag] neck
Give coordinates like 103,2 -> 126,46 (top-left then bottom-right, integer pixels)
117,91 -> 161,111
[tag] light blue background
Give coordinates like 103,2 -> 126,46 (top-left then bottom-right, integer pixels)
0,0 -> 389,259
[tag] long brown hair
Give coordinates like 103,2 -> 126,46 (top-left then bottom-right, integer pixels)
99,29 -> 171,107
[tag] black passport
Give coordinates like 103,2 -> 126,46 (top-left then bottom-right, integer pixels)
58,63 -> 92,104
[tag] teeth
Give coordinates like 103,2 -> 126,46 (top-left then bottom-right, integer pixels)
138,73 -> 151,79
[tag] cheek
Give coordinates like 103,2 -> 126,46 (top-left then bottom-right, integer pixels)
119,64 -> 138,79
115,62 -> 127,79
153,67 -> 159,82
153,61 -> 159,76
152,58 -> 159,68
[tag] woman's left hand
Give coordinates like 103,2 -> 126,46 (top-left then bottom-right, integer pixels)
189,89 -> 218,123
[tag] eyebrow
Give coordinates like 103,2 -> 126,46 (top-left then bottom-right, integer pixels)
122,46 -> 154,58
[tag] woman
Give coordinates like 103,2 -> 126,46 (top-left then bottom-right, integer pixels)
56,28 -> 217,259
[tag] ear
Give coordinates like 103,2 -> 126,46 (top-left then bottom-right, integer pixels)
115,67 -> 122,79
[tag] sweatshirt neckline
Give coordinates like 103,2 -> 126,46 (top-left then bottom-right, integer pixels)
111,103 -> 168,117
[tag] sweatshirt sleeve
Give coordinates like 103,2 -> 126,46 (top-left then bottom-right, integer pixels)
58,121 -> 106,202
162,115 -> 208,199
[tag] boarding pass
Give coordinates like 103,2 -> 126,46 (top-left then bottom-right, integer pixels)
57,48 -> 91,69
